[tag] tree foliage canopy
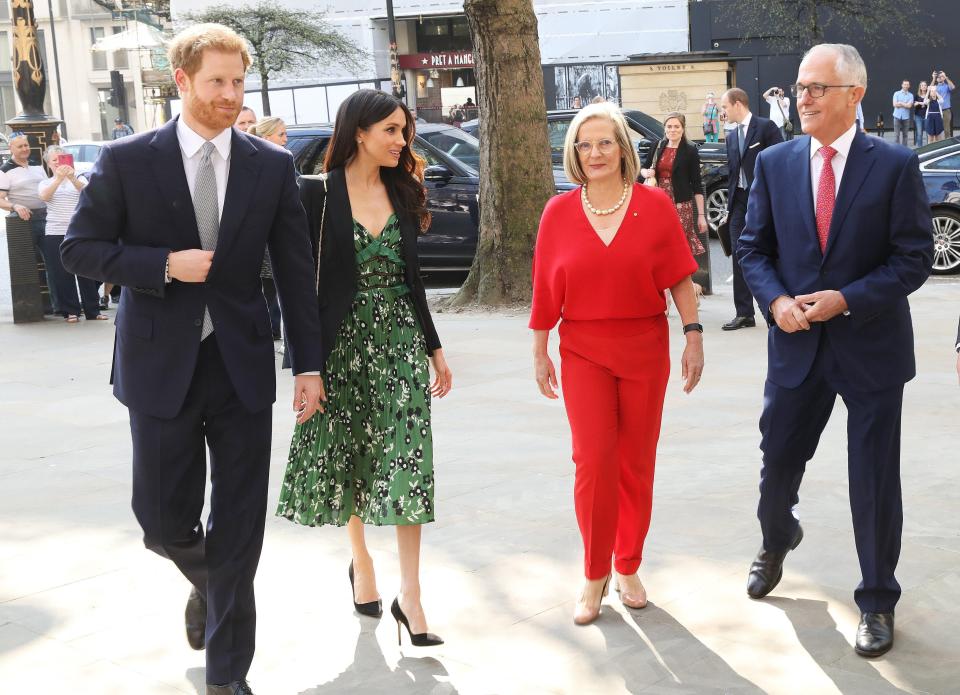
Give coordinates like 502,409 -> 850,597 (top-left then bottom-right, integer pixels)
719,0 -> 940,52
184,1 -> 366,113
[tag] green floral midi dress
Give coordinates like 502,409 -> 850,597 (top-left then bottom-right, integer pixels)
277,214 -> 434,527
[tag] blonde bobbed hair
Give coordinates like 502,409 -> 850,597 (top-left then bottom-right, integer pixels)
247,117 -> 285,139
562,102 -> 640,185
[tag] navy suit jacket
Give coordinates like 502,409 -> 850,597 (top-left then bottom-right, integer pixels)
726,115 -> 783,211
737,131 -> 933,391
62,118 -> 322,418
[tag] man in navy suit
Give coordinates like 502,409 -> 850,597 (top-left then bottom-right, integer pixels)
737,44 -> 933,658
62,24 -> 324,694
720,88 -> 783,331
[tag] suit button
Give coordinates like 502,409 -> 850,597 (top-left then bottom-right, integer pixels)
194,319 -> 202,327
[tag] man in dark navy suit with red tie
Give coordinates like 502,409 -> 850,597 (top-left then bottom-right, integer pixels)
737,44 -> 933,658
62,24 -> 324,695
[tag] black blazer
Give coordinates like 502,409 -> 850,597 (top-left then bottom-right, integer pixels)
298,167 -> 441,374
61,117 -> 322,418
643,139 -> 704,203
725,114 -> 784,212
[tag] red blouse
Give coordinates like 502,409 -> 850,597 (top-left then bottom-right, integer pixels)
656,146 -> 677,180
529,184 -> 698,330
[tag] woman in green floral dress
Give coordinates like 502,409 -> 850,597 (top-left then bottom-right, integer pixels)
278,90 -> 452,646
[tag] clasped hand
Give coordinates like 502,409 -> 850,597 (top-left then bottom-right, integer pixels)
293,375 -> 326,424
772,290 -> 848,333
168,249 -> 214,282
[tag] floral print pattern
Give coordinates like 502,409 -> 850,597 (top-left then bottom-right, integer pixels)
277,214 -> 434,527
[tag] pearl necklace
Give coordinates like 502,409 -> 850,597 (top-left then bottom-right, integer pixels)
582,179 -> 630,216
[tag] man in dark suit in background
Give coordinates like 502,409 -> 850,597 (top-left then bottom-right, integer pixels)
720,87 -> 783,331
61,24 -> 324,695
737,43 -> 933,657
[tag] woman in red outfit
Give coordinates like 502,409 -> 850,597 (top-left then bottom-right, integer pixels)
530,102 -> 705,626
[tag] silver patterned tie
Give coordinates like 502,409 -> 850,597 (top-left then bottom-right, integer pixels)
193,141 -> 219,340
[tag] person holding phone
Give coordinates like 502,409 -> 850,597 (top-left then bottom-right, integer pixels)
0,132 -> 61,313
763,86 -> 792,140
38,147 -> 106,322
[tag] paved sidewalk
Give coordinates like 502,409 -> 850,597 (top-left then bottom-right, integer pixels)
1,270 -> 958,694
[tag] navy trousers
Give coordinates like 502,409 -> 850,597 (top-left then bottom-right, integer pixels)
45,234 -> 100,318
128,336 -> 272,684
729,189 -> 756,318
757,331 -> 904,613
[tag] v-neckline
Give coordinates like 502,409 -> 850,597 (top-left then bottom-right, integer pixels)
354,213 -> 396,240
580,184 -> 635,248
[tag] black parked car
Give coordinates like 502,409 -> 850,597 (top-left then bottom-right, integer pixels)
288,122 -> 483,272
544,110 -> 730,232
288,122 -> 574,273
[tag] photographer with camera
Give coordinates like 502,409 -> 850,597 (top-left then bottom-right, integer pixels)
763,86 -> 793,140
932,70 -> 955,137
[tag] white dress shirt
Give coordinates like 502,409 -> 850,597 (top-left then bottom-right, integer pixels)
809,122 -> 858,201
176,116 -> 232,221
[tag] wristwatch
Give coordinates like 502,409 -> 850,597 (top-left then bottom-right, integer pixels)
683,323 -> 704,334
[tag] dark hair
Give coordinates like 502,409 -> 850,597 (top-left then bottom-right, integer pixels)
323,89 -> 429,232
724,87 -> 750,107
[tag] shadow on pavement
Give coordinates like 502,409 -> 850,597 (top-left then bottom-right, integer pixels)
297,623 -> 458,694
599,602 -> 764,693
769,596 -> 913,694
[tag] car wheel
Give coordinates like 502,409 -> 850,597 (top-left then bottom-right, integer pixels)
932,208 -> 960,274
706,185 -> 728,234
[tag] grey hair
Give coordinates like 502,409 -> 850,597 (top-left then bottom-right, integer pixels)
803,43 -> 868,88
43,145 -> 64,162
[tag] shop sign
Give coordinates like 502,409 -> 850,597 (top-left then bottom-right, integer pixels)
399,51 -> 475,70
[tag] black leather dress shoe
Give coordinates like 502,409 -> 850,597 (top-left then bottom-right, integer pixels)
855,612 -> 894,657
207,680 -> 254,695
722,316 -> 757,331
185,587 -> 206,651
746,525 -> 803,599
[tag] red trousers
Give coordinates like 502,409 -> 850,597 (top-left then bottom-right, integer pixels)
559,316 -> 670,580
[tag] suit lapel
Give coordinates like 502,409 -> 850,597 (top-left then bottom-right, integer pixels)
823,132 -> 876,261
326,167 -> 356,262
209,130 -> 260,278
744,116 -> 759,150
148,118 -> 201,247
727,133 -> 741,180
792,136 -> 818,249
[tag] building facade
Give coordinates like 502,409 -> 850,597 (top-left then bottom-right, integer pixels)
170,0 -> 690,124
0,0 -> 168,143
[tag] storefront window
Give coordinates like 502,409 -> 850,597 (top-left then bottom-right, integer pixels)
416,16 -> 470,52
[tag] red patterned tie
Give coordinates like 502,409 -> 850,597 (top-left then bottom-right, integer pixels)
815,146 -> 837,253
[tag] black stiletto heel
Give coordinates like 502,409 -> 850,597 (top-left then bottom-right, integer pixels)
391,597 -> 443,647
349,561 -> 382,618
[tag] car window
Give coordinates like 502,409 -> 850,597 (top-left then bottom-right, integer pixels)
926,152 -> 960,171
288,135 -> 329,175
418,129 -> 480,169
83,145 -> 101,163
413,142 -> 442,168
548,120 -> 569,159
62,145 -> 82,160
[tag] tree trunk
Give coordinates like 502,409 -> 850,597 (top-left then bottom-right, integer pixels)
452,0 -> 555,307
260,72 -> 272,116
